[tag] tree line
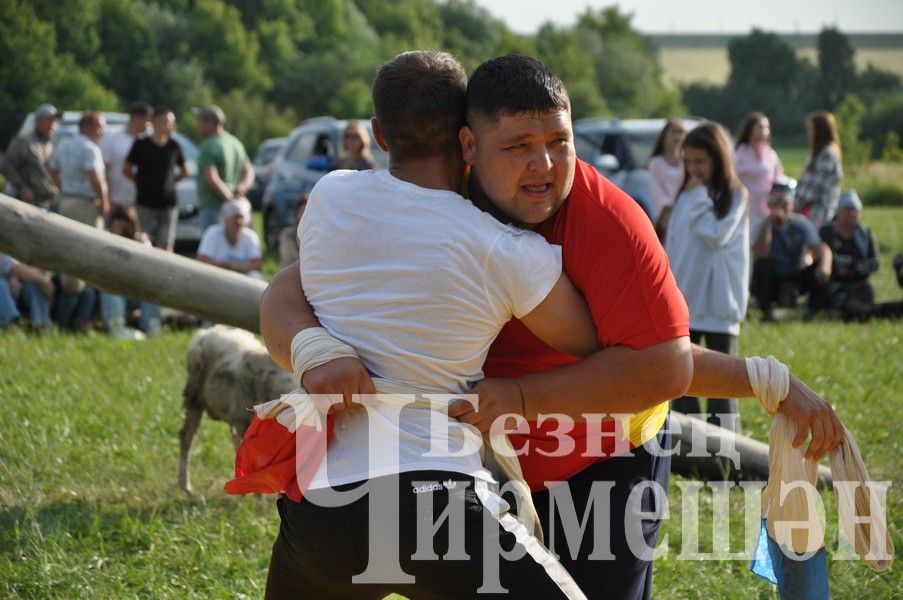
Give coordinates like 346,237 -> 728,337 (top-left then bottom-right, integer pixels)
682,27 -> 902,164
2,0 -> 900,158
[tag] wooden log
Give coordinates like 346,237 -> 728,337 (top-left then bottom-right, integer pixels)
0,194 -> 833,486
0,194 -> 264,332
670,412 -> 833,487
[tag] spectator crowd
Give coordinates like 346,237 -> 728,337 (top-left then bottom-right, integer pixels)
1,102 -> 899,343
0,102 -> 266,337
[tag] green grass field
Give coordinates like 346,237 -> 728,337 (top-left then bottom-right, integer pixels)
2,210 -> 901,598
658,46 -> 903,88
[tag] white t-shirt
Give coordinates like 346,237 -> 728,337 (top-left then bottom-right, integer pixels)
100,130 -> 140,206
197,224 -> 262,266
298,169 -> 562,487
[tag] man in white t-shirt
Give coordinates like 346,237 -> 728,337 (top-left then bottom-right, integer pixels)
259,50 -> 599,600
100,103 -> 151,219
196,198 -> 262,279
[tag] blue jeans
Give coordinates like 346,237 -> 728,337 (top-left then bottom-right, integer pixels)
100,293 -> 161,332
54,286 -> 98,331
18,281 -> 52,327
0,278 -> 20,327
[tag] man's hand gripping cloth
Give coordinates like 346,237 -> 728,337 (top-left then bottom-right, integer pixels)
745,356 -> 893,596
225,327 -> 546,544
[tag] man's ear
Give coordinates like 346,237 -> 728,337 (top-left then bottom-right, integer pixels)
459,125 -> 477,165
371,117 -> 389,152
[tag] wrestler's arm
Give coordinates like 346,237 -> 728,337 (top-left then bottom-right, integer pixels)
686,345 -> 843,460
449,336 -> 692,434
518,273 -> 600,358
259,261 -> 375,401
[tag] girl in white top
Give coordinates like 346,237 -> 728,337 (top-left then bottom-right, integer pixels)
648,118 -> 687,225
733,112 -> 783,229
665,122 -> 749,432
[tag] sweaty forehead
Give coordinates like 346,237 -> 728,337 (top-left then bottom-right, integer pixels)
475,109 -> 571,137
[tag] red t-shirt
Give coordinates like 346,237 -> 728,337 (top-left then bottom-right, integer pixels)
483,159 -> 690,490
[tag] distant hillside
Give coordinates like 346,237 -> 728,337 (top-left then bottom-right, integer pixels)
647,32 -> 903,49
648,33 -> 903,87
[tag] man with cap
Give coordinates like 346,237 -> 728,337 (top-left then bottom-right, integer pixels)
819,189 -> 880,320
196,197 -> 262,278
751,180 -> 832,321
1,104 -> 61,208
194,105 -> 255,231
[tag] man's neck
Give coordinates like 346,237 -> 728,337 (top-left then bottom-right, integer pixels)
152,132 -> 170,145
467,175 -> 518,227
388,156 -> 462,193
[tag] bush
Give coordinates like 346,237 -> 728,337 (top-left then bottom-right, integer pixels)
858,181 -> 903,207
880,131 -> 903,163
834,93 -> 871,168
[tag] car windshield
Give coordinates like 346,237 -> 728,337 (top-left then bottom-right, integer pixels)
255,143 -> 283,166
575,128 -> 661,169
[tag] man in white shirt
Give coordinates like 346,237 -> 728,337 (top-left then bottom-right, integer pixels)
100,103 -> 151,221
260,50 -> 599,600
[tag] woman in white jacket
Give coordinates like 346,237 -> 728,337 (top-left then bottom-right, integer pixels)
665,122 -> 749,432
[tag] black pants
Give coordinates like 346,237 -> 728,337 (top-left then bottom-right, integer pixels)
265,471 -> 578,599
531,420 -> 672,600
671,330 -> 740,432
751,258 -> 830,313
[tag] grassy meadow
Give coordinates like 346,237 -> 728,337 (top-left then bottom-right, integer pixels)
1,205 -> 901,597
657,46 -> 903,88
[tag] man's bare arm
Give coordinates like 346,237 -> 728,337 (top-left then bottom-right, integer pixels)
259,261 -> 318,372
518,274 -> 600,358
686,344 -> 843,459
448,336 -> 692,433
202,164 -> 233,201
259,262 -> 374,403
235,158 -> 255,198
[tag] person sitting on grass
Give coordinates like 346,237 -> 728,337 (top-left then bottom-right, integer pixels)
99,207 -> 162,338
818,189 -> 880,321
197,197 -> 262,279
751,181 -> 832,321
0,252 -> 53,331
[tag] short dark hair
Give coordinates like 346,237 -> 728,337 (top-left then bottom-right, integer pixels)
372,51 -> 467,162
153,107 -> 174,119
466,55 -> 570,123
129,103 -> 153,118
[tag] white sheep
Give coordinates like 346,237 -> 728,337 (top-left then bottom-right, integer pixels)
179,325 -> 295,494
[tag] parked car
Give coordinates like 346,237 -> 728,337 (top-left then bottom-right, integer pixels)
247,137 -> 286,211
573,117 -> 702,218
261,117 -> 388,248
14,110 -> 203,253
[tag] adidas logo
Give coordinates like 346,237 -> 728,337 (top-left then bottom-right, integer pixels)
411,480 -> 458,494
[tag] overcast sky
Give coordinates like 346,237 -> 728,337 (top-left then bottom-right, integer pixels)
474,0 -> 903,34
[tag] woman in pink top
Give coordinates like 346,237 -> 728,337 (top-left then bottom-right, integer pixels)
648,118 -> 687,226
733,112 -> 783,226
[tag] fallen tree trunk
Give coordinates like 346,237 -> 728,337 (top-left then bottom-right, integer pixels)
670,412 -> 833,487
0,193 -> 833,486
0,194 -> 264,332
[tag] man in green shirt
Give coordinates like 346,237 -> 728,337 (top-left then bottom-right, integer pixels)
194,105 -> 255,230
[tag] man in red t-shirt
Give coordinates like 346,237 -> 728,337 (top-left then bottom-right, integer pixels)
258,55 -> 843,600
